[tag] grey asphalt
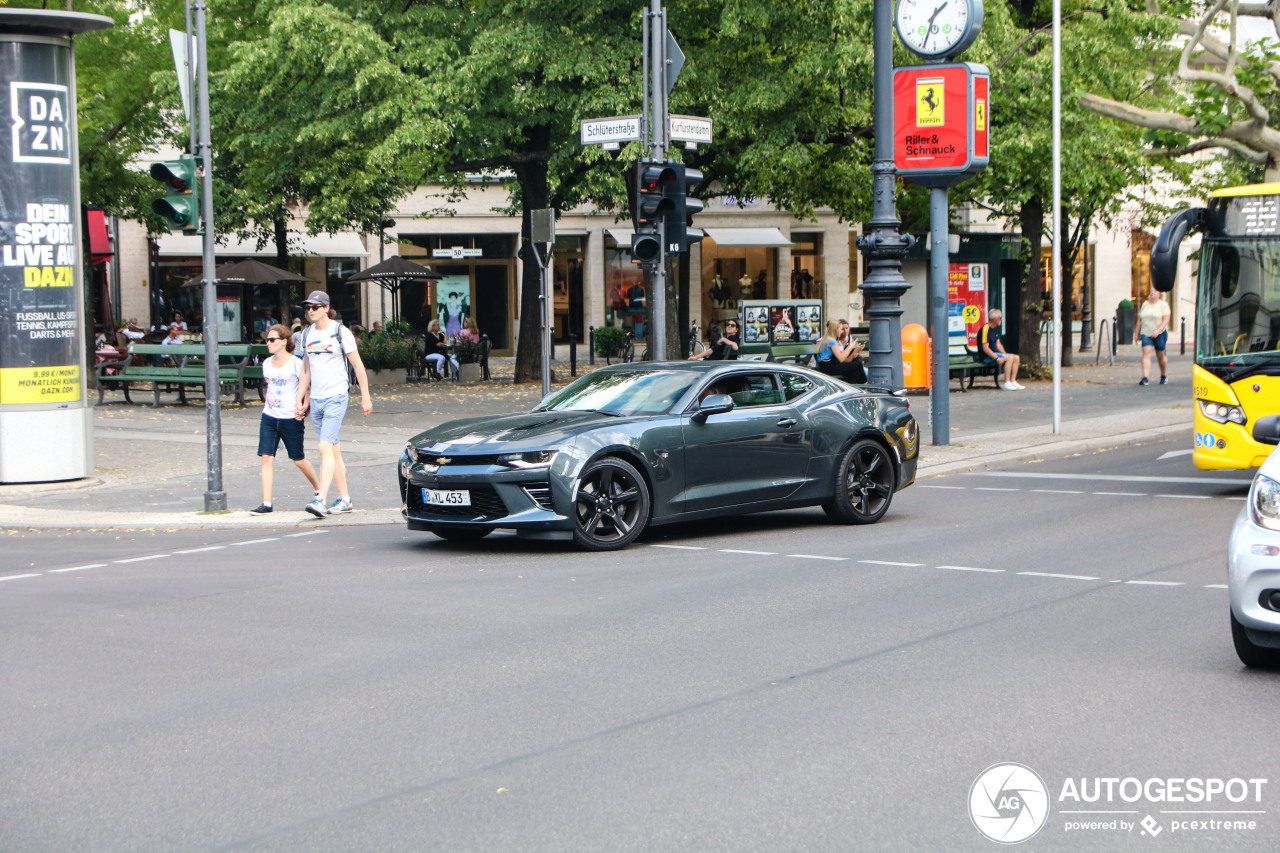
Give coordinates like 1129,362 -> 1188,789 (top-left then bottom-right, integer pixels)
0,345 -> 1194,530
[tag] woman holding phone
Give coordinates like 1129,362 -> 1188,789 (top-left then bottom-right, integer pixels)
814,318 -> 867,383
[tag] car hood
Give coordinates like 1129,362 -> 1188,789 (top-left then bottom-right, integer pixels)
409,410 -> 641,451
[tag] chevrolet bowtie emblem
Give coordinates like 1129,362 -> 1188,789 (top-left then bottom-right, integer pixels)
436,457 -> 451,465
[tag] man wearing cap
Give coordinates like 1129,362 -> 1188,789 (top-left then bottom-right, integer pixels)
296,291 -> 373,517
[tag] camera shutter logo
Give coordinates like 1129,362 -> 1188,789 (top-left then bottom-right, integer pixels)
969,763 -> 1050,844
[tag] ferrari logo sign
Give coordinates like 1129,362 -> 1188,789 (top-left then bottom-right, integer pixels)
916,77 -> 944,127
893,62 -> 990,188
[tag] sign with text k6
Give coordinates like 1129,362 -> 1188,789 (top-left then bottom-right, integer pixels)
893,62 -> 989,188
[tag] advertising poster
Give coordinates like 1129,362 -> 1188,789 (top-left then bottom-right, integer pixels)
0,41 -> 83,405
948,262 -> 988,354
794,304 -> 823,342
741,304 -> 769,344
770,305 -> 798,344
436,274 -> 472,339
217,296 -> 240,344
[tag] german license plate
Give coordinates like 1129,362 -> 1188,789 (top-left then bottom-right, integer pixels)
422,488 -> 470,507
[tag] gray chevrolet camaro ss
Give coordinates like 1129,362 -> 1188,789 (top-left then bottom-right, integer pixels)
398,361 -> 919,550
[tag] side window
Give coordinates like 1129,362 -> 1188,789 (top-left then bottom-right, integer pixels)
780,372 -> 814,401
730,373 -> 784,408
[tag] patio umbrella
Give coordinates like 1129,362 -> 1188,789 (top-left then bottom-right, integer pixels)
181,259 -> 315,337
346,255 -> 443,327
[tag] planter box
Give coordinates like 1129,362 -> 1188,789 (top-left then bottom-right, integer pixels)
456,362 -> 481,384
366,369 -> 407,385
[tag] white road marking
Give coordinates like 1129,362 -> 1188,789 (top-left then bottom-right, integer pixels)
1156,494 -> 1211,500
719,549 -> 776,555
974,487 -> 1019,492
859,560 -> 924,567
1204,584 -> 1228,589
112,554 -> 170,564
787,554 -> 848,561
231,538 -> 280,546
1031,489 -> 1084,494
1158,449 -> 1195,460
970,471 -> 1251,486
1092,491 -> 1145,497
285,530 -> 329,537
938,565 -> 1004,573
651,544 -> 705,550
48,564 -> 107,574
0,573 -> 41,581
173,546 -> 226,554
1125,580 -> 1184,586
1226,497 -> 1247,502
1019,571 -> 1100,581
919,485 -> 965,489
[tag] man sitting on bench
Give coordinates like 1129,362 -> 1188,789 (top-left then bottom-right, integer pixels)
978,309 -> 1024,391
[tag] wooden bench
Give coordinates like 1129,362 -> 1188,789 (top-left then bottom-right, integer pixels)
948,346 -> 1001,391
737,341 -> 817,365
96,343 -> 256,407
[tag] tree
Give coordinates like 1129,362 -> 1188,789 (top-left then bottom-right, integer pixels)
1082,0 -> 1280,181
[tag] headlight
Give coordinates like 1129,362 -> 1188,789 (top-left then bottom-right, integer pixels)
1199,398 -> 1246,425
1251,475 -> 1280,532
498,450 -> 557,469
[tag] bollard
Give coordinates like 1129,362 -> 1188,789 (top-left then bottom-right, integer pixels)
569,333 -> 577,376
588,326 -> 595,365
1180,316 -> 1186,355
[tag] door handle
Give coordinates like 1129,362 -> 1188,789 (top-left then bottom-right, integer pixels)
777,417 -> 798,427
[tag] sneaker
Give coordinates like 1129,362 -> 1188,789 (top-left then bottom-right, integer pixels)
1011,381 -> 1026,390
327,496 -> 354,515
1159,376 -> 1168,385
1002,382 -> 1017,391
249,503 -> 273,515
305,498 -> 327,518
1139,377 -> 1149,386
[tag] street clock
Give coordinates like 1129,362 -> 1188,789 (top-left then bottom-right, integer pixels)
895,0 -> 984,60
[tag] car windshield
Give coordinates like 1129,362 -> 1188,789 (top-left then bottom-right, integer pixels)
537,369 -> 698,416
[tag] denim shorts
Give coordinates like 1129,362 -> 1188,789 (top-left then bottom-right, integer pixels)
1140,331 -> 1168,351
258,414 -> 305,460
310,394 -> 348,444
982,355 -> 1004,366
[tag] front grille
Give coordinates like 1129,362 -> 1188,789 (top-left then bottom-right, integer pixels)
410,484 -> 508,519
415,450 -> 502,466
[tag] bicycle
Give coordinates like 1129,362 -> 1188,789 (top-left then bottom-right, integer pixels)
620,331 -> 649,363
688,323 -> 705,358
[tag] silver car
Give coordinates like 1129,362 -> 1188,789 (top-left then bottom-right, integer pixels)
1228,415 -> 1280,667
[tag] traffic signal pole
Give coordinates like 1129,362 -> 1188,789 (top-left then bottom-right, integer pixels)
194,0 -> 225,511
646,0 -> 667,361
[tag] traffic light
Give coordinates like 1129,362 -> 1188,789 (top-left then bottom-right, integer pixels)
633,159 -> 678,230
149,154 -> 201,233
630,231 -> 661,265
663,164 -> 704,253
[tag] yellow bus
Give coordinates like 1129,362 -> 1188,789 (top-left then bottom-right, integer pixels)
1151,182 -> 1280,470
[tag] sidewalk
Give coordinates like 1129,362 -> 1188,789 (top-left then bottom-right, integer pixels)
0,346 -> 1193,530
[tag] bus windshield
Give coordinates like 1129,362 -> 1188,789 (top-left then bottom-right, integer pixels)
1196,238 -> 1280,370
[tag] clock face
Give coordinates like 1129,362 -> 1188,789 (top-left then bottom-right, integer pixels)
895,0 -> 983,58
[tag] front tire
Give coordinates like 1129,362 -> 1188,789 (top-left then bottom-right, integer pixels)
1231,609 -> 1280,668
823,438 -> 895,524
429,526 -> 492,542
573,457 -> 650,551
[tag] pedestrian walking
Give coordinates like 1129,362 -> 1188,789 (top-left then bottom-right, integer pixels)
251,325 -> 321,515
1135,288 -> 1171,385
296,291 -> 373,517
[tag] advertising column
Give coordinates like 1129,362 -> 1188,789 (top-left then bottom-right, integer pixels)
0,10 -> 111,482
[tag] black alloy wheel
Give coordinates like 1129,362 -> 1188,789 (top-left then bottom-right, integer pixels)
573,457 -> 651,551
429,526 -> 493,542
824,438 -> 895,525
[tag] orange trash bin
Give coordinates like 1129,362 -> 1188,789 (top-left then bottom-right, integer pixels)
901,323 -> 930,389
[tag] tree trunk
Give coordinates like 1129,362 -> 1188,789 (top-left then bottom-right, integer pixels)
1058,222 -> 1074,368
1018,196 -> 1044,367
274,216 -> 290,327
513,160 -> 550,384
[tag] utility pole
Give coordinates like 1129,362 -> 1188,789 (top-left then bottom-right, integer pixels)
645,0 -> 667,361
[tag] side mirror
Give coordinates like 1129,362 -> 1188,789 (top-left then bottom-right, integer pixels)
1253,414 -> 1280,446
692,393 -> 734,423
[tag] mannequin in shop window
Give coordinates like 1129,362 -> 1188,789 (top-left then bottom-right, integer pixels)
738,273 -> 753,302
628,281 -> 646,339
710,274 -> 730,308
754,270 -> 768,299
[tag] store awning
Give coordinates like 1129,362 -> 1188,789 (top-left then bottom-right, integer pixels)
87,209 -> 112,266
701,227 -> 792,247
156,231 -> 369,258
604,228 -> 634,244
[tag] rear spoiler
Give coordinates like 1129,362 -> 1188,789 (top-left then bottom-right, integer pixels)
1150,207 -> 1207,292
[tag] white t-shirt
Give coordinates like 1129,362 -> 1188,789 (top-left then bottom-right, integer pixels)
303,322 -> 357,400
263,355 -> 304,419
161,335 -> 184,346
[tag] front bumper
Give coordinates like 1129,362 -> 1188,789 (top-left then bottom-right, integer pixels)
1227,508 -> 1280,644
399,453 -> 576,532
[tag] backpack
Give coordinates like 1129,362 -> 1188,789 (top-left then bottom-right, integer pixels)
303,321 -> 358,391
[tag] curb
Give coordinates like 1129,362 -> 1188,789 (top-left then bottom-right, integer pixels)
916,422 -> 1190,477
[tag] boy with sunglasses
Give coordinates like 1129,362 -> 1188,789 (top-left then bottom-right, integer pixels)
296,291 -> 373,517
